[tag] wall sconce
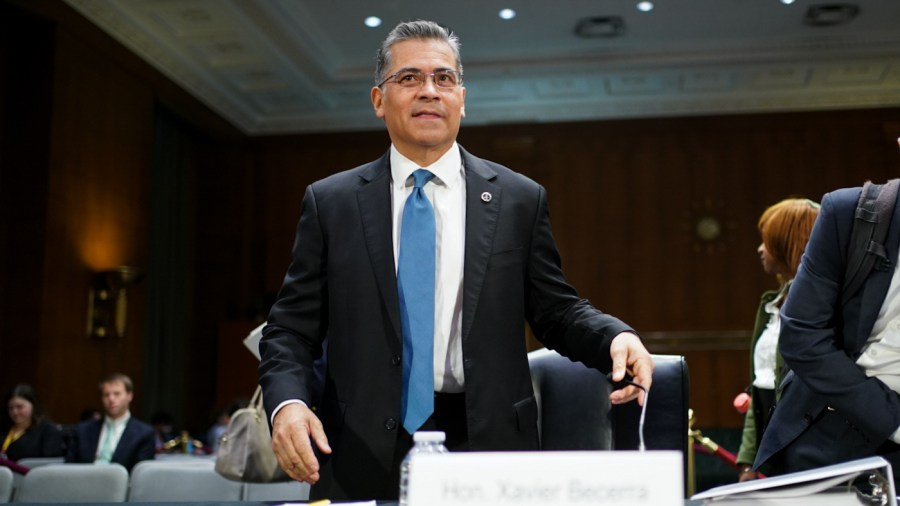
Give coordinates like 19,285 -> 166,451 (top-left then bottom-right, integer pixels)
87,266 -> 144,338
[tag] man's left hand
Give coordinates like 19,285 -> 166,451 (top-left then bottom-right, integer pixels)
608,332 -> 653,406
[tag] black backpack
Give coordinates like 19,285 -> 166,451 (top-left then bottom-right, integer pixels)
841,179 -> 900,305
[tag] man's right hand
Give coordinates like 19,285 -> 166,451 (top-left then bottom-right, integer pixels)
271,402 -> 332,484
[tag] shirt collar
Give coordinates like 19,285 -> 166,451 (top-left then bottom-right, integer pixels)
390,143 -> 462,190
105,411 -> 131,428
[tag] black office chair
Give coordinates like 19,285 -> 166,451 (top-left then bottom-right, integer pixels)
528,348 -> 690,486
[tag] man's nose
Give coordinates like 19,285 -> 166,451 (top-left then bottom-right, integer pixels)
418,75 -> 440,95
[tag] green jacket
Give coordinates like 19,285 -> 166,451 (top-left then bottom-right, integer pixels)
736,283 -> 789,466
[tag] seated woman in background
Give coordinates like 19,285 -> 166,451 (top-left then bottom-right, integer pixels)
735,198 -> 819,482
1,383 -> 64,461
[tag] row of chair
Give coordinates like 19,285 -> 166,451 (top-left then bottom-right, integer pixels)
0,349 -> 689,502
0,458 -> 309,503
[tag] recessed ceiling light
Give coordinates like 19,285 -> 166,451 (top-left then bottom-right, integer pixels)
499,8 -> 516,20
637,1 -> 654,12
364,16 -> 382,28
781,0 -> 796,4
804,4 -> 860,26
575,16 -> 626,38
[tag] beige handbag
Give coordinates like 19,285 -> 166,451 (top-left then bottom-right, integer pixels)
214,386 -> 289,482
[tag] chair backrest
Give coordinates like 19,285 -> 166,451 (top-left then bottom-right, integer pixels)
0,466 -> 13,503
529,347 -> 616,450
14,457 -> 64,470
127,459 -> 243,501
242,480 -> 310,501
14,463 -> 129,502
528,349 -> 690,486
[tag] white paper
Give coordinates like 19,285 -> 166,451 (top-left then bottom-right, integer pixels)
691,456 -> 895,506
243,323 -> 265,361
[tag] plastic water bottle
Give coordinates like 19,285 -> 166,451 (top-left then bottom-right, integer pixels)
398,431 -> 448,505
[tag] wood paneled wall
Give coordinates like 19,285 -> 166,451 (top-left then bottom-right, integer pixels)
199,112 -> 899,429
0,0 -> 54,408
2,0 -> 900,435
0,0 -> 237,426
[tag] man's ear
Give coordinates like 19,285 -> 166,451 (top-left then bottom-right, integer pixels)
460,86 -> 466,118
371,86 -> 385,119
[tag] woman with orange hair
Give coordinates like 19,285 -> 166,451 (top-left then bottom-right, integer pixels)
735,198 -> 820,482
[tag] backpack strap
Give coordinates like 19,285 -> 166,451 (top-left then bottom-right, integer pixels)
841,178 -> 900,305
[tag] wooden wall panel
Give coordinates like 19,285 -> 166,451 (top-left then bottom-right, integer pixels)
238,110 -> 899,428
33,26 -> 155,423
0,1 -> 54,397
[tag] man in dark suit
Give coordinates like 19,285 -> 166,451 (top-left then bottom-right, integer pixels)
66,373 -> 154,471
755,182 -> 900,482
259,20 -> 653,501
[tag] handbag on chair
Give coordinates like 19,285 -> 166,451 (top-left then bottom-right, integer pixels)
214,386 -> 289,483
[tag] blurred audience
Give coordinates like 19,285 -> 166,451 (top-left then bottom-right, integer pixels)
151,411 -> 176,453
65,373 -> 154,470
79,407 -> 102,422
1,383 -> 64,461
205,399 -> 245,453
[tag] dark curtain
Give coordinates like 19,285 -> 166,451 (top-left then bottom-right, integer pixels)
142,104 -> 195,429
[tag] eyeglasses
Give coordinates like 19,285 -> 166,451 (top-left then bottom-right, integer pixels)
377,69 -> 464,89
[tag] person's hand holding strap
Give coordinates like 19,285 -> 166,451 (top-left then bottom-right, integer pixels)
271,402 -> 332,484
608,332 -> 654,406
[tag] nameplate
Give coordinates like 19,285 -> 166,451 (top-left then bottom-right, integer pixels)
407,451 -> 683,506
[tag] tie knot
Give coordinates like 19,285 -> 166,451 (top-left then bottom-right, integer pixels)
411,169 -> 435,189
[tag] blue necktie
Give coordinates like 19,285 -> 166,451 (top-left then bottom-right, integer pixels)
398,169 -> 436,434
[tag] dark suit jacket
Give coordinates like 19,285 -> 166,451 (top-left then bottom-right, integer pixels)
259,146 -> 634,500
65,416 -> 155,471
4,422 -> 64,461
755,186 -> 900,472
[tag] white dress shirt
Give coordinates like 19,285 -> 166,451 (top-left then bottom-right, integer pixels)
271,144 -> 468,421
854,248 -> 900,441
857,249 -> 900,387
390,143 -> 466,392
753,289 -> 785,390
95,411 -> 130,462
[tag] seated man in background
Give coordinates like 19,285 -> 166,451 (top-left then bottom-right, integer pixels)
66,373 -> 154,470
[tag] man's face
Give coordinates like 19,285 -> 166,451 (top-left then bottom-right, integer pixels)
100,380 -> 132,420
371,38 -> 466,163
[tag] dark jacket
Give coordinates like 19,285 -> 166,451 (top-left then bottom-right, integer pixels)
260,146 -> 634,500
755,186 -> 900,475
3,422 -> 64,461
65,416 -> 155,471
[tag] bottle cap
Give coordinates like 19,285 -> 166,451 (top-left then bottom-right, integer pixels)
412,431 -> 446,443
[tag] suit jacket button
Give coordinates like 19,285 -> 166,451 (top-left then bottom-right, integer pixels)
391,355 -> 401,366
385,418 -> 397,431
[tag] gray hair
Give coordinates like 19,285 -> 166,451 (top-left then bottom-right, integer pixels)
374,20 -> 462,85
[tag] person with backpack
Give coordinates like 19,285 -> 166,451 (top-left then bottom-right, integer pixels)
753,179 -> 900,482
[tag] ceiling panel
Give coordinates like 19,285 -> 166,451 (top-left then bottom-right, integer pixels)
63,0 -> 900,135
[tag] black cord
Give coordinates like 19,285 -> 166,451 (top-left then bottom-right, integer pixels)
606,373 -> 649,451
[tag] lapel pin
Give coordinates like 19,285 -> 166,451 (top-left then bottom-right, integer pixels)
481,192 -> 492,203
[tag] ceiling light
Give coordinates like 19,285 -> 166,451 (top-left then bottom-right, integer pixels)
364,16 -> 382,28
803,4 -> 860,26
574,16 -> 626,38
781,0 -> 796,4
499,8 -> 516,20
637,2 -> 654,12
